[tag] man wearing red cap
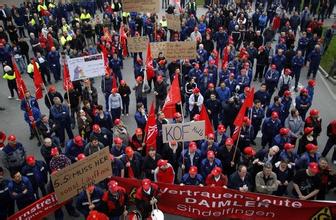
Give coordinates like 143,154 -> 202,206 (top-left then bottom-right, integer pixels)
200,150 -> 222,178
297,127 -> 318,155
272,128 -> 290,150
205,167 -> 228,187
293,162 -> 321,200
133,75 -> 150,111
110,137 -> 125,159
205,93 -> 221,129
76,184 -> 104,218
64,135 -> 86,163
264,63 -> 280,97
179,141 -> 202,174
21,155 -> 48,198
121,147 -> 142,178
143,147 -> 162,181
305,109 -> 322,138
181,166 -> 204,186
101,180 -> 128,219
200,133 -> 219,158
154,74 -> 168,113
112,118 -> 130,146
306,79 -> 316,101
295,88 -> 312,119
214,124 -> 228,146
135,178 -> 160,219
154,159 -> 175,184
134,103 -> 147,130
261,112 -> 282,148
217,138 -> 240,176
130,128 -> 146,156
239,146 -> 256,171
279,143 -> 299,166
2,135 -> 26,172
90,123 -> 113,149
188,87 -> 203,120
44,85 -> 63,109
296,144 -> 321,169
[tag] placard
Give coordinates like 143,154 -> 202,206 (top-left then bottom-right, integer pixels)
68,53 -> 105,81
166,14 -> 181,32
127,36 -> 148,53
150,41 -> 197,60
162,121 -> 205,143
51,148 -> 112,203
122,0 -> 160,13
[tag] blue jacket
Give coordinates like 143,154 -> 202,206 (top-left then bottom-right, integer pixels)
216,87 -> 231,102
224,78 -> 237,93
179,149 -> 202,172
275,43 -> 287,52
279,150 -> 299,164
214,31 -> 228,46
188,68 -> 202,82
262,117 -> 282,138
65,139 -> 86,163
207,65 -> 218,85
295,152 -> 321,170
258,15 -> 268,28
228,171 -> 253,191
237,75 -> 250,90
76,187 -> 104,217
135,111 -> 147,130
214,131 -> 228,146
181,173 -> 203,185
21,160 -> 48,187
24,107 -> 41,127
47,51 -> 60,66
272,54 -> 286,72
266,103 -> 284,118
254,90 -> 270,107
8,176 -> 35,201
90,128 -> 113,148
50,104 -> 71,123
109,58 -> 122,74
198,23 -> 207,35
273,134 -> 290,150
200,141 -> 219,158
295,95 -> 312,112
0,178 -> 13,216
197,49 -> 208,64
307,49 -> 321,67
264,69 -> 280,85
219,69 -> 230,82
306,86 -> 314,102
110,144 -> 126,158
20,97 -> 39,111
297,37 -> 309,52
291,55 -> 304,73
200,158 -> 222,178
199,74 -> 215,93
249,107 -> 265,126
101,77 -> 113,94
2,143 -> 26,169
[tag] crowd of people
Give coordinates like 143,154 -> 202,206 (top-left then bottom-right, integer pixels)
0,0 -> 336,219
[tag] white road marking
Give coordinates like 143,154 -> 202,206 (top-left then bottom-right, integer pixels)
319,71 -> 336,101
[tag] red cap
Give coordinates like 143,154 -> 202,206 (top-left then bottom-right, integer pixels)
157,75 -> 163,81
125,146 -> 134,156
51,147 -> 59,156
304,127 -> 314,134
225,138 -> 234,145
271,64 -> 277,69
174,112 -> 182,118
209,59 -> 215,65
74,135 -> 84,146
271,111 -> 279,119
158,60 -> 165,66
135,128 -> 143,135
48,85 -> 56,93
211,167 -> 222,176
136,76 -> 143,81
193,87 -> 200,93
308,162 -> 319,174
208,83 -> 214,89
308,79 -> 316,87
112,88 -> 118,93
7,134 -> 16,141
301,88 -> 308,94
108,180 -> 119,192
207,133 -> 215,139
217,124 -> 226,132
284,90 -> 291,97
279,128 -> 289,135
284,68 -> 291,75
207,150 -> 215,158
284,143 -> 294,150
142,178 -> 151,191
189,166 -> 198,175
87,210 -> 109,220
92,124 -> 100,133
244,146 -> 256,156
26,155 -> 36,166
309,109 -> 319,116
114,118 -> 121,125
193,114 -> 200,121
157,159 -> 168,167
114,137 -> 123,145
243,116 -> 250,124
306,143 -> 318,152
77,153 -> 86,161
189,141 -> 197,150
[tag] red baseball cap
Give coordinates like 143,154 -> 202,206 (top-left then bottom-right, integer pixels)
136,76 -> 143,81
209,59 -> 215,65
7,134 -> 16,141
77,153 -> 86,161
280,128 -> 289,135
284,143 -> 294,150
193,114 -> 200,121
284,90 -> 291,97
271,112 -> 279,119
48,85 -> 56,93
207,150 -> 215,158
74,135 -> 84,146
125,146 -> 134,157
217,124 -> 226,133
306,143 -> 318,152
157,159 -> 168,167
51,147 -> 59,156
114,137 -> 123,145
92,124 -> 101,133
211,167 -> 222,176
193,87 -> 200,93
142,178 -> 151,191
207,133 -> 215,140
308,162 -> 319,174
114,118 -> 121,125
244,146 -> 256,156
108,180 -> 119,193
304,127 -> 314,134
26,155 -> 36,166
189,166 -> 198,175
225,138 -> 234,145
189,141 -> 197,150
308,79 -> 316,87
309,109 -> 319,116
157,75 -> 163,81
208,83 -> 214,89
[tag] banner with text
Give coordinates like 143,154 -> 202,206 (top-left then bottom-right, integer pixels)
162,121 -> 205,143
166,14 -> 181,32
8,192 -> 63,220
68,53 -> 105,81
127,36 -> 148,53
112,177 -> 336,220
150,41 -> 197,60
122,0 -> 160,13
51,147 -> 112,203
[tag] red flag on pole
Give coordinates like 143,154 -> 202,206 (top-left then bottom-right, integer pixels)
119,25 -> 128,57
63,64 -> 73,91
232,100 -> 249,142
162,74 -> 182,118
145,102 -> 158,152
222,46 -> 229,67
145,42 -> 155,80
213,49 -> 219,67
100,44 -> 112,75
245,87 -> 255,108
13,62 -> 27,99
32,60 -> 43,99
200,104 -> 214,136
112,73 -> 118,90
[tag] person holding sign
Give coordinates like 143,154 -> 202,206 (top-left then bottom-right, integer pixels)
76,185 -> 104,218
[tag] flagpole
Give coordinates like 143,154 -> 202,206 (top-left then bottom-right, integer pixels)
66,86 -> 72,120
231,127 -> 242,163
42,83 -> 52,108
179,62 -> 185,123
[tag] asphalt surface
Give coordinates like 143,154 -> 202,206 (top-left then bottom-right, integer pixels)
0,2 -> 336,220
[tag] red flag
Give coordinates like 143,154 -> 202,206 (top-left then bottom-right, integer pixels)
232,101 -> 248,142
222,46 -> 229,66
162,74 -> 182,118
145,102 -> 158,152
245,87 -> 255,108
200,104 -> 214,136
13,62 -> 27,99
145,42 -> 155,80
112,73 -> 117,90
32,60 -> 43,99
63,64 -> 73,91
119,25 -> 128,57
100,44 -> 112,75
213,49 -> 219,67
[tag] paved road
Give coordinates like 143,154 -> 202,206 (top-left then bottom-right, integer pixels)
0,2 -> 336,220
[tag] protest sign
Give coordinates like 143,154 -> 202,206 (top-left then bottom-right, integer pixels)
8,192 -> 63,220
68,53 -> 105,81
166,14 -> 181,32
122,0 -> 160,13
150,41 -> 197,60
112,177 -> 336,220
51,148 -> 112,203
162,121 -> 205,143
127,36 -> 148,53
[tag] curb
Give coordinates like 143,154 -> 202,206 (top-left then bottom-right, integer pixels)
319,66 -> 336,85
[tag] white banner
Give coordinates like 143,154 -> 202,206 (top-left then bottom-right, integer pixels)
68,53 -> 105,81
162,121 -> 205,143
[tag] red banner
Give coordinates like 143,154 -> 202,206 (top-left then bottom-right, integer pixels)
8,192 -> 63,220
112,177 -> 336,219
